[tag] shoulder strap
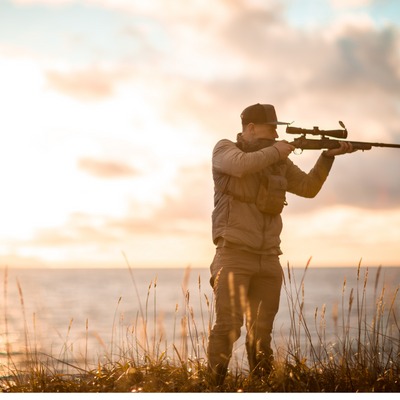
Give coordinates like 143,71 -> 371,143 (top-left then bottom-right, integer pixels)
214,183 -> 257,204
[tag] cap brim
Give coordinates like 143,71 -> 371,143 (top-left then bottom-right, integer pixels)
265,121 -> 290,125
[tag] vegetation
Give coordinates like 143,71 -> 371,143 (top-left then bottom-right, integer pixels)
1,259 -> 399,393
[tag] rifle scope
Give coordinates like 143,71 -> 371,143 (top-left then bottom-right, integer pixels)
286,121 -> 348,139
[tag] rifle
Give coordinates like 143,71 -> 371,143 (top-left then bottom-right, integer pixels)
285,121 -> 400,154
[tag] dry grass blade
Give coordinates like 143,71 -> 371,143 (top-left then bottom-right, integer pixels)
16,278 -> 29,363
4,266 -> 10,363
122,251 -> 149,354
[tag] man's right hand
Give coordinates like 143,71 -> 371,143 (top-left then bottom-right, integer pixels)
273,140 -> 295,160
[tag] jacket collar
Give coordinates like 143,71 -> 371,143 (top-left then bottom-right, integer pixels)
236,133 -> 275,153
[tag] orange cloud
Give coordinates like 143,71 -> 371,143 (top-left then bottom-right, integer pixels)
77,158 -> 140,179
45,68 -> 130,101
154,164 -> 214,221
13,163 -> 213,249
0,254 -> 48,268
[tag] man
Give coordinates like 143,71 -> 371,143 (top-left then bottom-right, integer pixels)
207,103 -> 356,385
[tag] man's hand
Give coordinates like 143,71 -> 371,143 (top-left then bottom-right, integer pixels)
324,141 -> 358,157
273,140 -> 296,160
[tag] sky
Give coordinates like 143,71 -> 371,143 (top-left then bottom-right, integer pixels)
0,0 -> 399,269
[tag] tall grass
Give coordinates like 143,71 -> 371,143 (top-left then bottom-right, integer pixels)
1,261 -> 399,393
278,259 -> 400,392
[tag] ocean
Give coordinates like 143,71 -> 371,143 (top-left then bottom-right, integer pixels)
1,266 -> 399,371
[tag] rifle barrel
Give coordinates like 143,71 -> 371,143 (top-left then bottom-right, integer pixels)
289,137 -> 400,150
358,141 -> 400,148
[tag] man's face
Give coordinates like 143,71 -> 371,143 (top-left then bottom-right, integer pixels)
253,123 -> 278,140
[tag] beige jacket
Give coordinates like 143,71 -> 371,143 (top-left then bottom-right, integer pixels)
211,138 -> 335,254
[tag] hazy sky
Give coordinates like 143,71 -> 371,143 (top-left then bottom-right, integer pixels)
0,0 -> 399,269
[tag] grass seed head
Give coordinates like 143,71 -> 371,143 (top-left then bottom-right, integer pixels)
375,265 -> 382,293
349,288 -> 354,311
364,269 -> 369,289
333,301 -> 338,328
321,303 -> 326,319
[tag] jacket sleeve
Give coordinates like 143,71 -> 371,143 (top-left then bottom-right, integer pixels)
212,139 -> 281,178
286,153 -> 335,198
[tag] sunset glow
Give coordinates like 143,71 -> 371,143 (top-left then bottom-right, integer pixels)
1,0 -> 399,269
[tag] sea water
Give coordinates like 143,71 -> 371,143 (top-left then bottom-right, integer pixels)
1,266 -> 399,370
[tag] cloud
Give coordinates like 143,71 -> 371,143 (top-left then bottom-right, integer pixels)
45,67 -> 131,100
9,0 -> 240,18
329,0 -> 373,8
218,7 -> 400,102
19,163 -> 213,249
11,163 -> 215,267
10,0 -> 68,4
173,9 -> 400,213
306,27 -> 400,96
8,1 -> 400,215
283,147 -> 400,215
0,254 -> 48,268
18,1 -> 400,140
139,7 -> 400,203
281,205 -> 400,267
3,0 -> 400,268
77,157 -> 140,179
102,163 -> 214,237
153,163 -> 214,221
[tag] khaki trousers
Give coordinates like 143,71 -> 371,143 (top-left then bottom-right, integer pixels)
207,246 -> 283,383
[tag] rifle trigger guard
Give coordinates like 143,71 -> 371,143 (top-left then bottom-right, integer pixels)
294,148 -> 303,155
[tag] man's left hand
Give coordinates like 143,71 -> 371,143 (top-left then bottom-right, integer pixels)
325,141 -> 358,157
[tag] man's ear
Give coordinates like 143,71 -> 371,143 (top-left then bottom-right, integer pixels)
247,123 -> 255,134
